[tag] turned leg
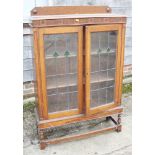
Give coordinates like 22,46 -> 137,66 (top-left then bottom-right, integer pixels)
39,130 -> 47,150
40,142 -> 47,150
116,114 -> 122,132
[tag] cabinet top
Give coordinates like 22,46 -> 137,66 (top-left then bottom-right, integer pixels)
30,6 -> 126,27
31,13 -> 126,21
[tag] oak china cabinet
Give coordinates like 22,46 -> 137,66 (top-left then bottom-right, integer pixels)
31,6 -> 126,149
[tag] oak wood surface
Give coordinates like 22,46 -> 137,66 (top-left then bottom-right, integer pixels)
33,29 -> 45,120
85,27 -> 91,115
114,24 -> 122,105
48,109 -> 79,119
42,126 -> 117,145
118,24 -> 126,104
38,106 -> 123,129
31,6 -> 112,16
78,27 -> 84,113
38,29 -> 48,119
32,17 -> 126,28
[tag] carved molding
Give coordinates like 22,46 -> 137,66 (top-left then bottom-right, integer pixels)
32,17 -> 126,28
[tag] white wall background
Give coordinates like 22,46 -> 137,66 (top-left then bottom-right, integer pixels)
23,0 -> 132,82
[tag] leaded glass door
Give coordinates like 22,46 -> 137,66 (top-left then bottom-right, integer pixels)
39,27 -> 83,119
85,24 -> 122,115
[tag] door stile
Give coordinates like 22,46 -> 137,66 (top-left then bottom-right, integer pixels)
77,27 -> 83,113
85,27 -> 91,115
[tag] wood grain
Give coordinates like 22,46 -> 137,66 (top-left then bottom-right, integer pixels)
33,28 -> 44,120
118,24 -> 126,104
31,6 -> 112,16
85,27 -> 91,115
78,27 -> 84,113
38,106 -> 123,129
32,17 -> 126,28
48,110 -> 79,119
38,29 -> 48,119
114,25 -> 122,105
42,126 -> 116,145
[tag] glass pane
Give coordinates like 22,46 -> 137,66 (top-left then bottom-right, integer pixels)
90,31 -> 117,108
44,33 -> 78,113
107,86 -> 115,103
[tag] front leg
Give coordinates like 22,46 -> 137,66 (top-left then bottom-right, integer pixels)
39,130 -> 47,150
106,116 -> 111,121
116,114 -> 122,132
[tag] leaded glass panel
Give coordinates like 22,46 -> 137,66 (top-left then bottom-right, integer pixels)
44,33 -> 78,113
90,31 -> 117,108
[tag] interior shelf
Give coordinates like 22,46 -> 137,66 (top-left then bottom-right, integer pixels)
46,54 -> 77,59
46,72 -> 115,91
45,50 -> 115,60
91,50 -> 116,56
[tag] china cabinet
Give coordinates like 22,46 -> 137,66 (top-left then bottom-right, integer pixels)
31,6 -> 126,149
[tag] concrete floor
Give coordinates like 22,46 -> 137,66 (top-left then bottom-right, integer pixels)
24,94 -> 132,155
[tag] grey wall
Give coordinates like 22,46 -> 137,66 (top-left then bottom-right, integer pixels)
23,0 -> 132,82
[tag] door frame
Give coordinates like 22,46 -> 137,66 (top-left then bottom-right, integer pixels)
85,24 -> 123,115
36,26 -> 83,119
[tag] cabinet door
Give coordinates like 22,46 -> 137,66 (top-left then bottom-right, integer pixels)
85,24 -> 122,115
38,27 -> 83,119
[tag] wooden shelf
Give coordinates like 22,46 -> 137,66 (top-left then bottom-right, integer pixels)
46,73 -> 114,91
91,50 -> 116,55
45,51 -> 115,60
46,55 -> 77,60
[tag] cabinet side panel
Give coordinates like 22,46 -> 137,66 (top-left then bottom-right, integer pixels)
33,29 -> 44,120
114,25 -> 122,105
38,29 -> 49,119
118,24 -> 126,104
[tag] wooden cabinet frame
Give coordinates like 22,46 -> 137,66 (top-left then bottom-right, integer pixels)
31,6 -> 126,150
